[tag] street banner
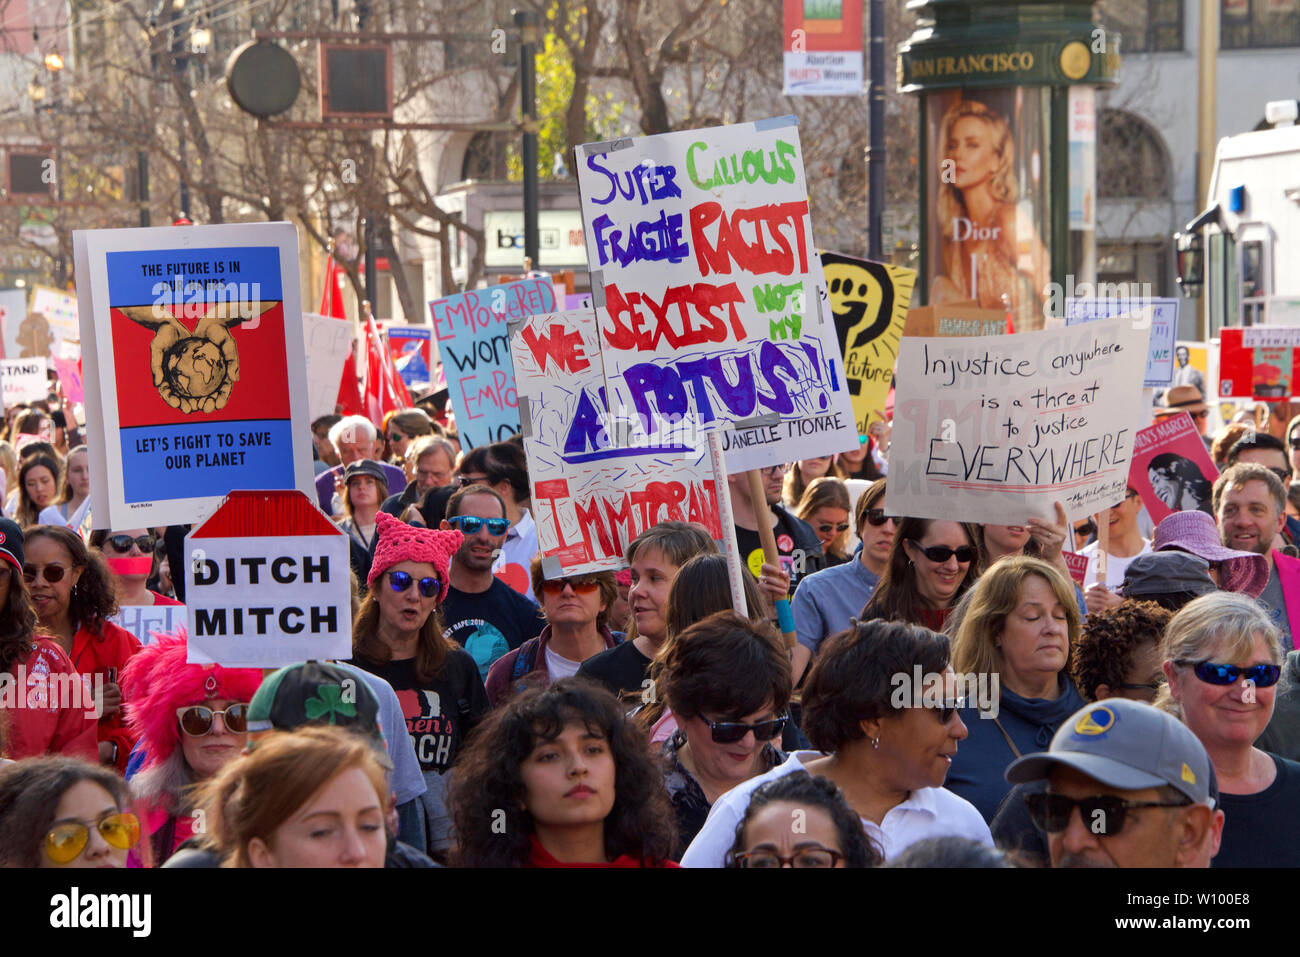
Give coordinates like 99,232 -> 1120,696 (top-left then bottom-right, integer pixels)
0,357 -> 48,406
185,490 -> 351,667
73,222 -> 315,529
1128,412 -> 1218,523
575,117 -> 859,472
108,603 -> 186,647
782,0 -> 864,96
0,289 -> 27,359
510,306 -> 721,576
886,315 -> 1147,524
1219,327 -> 1300,400
28,286 -> 80,360
302,311 -> 354,421
821,251 -> 916,432
385,324 -> 434,394
903,303 -> 1007,338
1065,297 -> 1177,387
428,278 -> 557,449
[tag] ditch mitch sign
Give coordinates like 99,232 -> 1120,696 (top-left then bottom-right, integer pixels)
185,490 -> 350,667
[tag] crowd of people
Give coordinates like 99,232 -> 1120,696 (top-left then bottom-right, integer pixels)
2,370 -> 1300,871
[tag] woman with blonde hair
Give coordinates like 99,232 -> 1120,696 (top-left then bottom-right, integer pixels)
1158,591 -> 1300,866
794,477 -> 853,566
946,556 -> 1085,821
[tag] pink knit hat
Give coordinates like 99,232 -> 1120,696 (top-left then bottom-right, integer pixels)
121,628 -> 264,770
366,509 -> 463,601
1152,510 -> 1270,599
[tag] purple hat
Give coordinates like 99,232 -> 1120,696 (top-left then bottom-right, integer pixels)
1152,510 -> 1269,599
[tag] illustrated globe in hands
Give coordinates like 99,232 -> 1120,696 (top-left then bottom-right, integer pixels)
164,338 -> 227,400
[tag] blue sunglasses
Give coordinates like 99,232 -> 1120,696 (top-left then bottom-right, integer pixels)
1179,659 -> 1282,688
388,570 -> 440,598
448,515 -> 509,536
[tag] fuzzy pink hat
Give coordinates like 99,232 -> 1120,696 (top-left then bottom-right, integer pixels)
366,509 -> 463,601
121,628 -> 264,770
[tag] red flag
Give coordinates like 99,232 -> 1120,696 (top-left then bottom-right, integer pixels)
362,313 -> 412,424
319,250 -> 363,415
319,254 -> 348,320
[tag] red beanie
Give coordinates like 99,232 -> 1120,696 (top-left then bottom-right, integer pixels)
366,509 -> 462,601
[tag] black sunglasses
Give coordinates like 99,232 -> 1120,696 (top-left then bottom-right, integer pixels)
1177,659 -> 1282,687
817,522 -> 850,535
1025,792 -> 1191,835
908,540 -> 977,564
1289,434 -> 1300,451
933,697 -> 966,724
106,534 -> 156,554
864,508 -> 895,527
702,713 -> 788,744
1268,467 -> 1293,484
23,563 -> 68,584
456,474 -> 491,487
388,570 -> 440,598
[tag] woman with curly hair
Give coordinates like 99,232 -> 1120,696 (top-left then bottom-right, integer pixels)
24,525 -> 139,771
861,516 -> 981,632
450,678 -> 678,867
1071,600 -> 1172,703
724,773 -> 880,868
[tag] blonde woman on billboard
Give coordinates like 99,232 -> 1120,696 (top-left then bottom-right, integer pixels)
931,99 -> 1049,324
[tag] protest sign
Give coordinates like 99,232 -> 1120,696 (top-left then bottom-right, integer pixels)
1128,412 -> 1218,524
1219,327 -> 1300,400
0,357 -> 48,406
302,311 -> 354,420
53,356 -> 83,406
576,117 -> 859,472
510,307 -> 722,575
820,251 -> 916,433
782,0 -> 864,96
0,289 -> 26,358
428,278 -> 557,449
1063,551 -> 1089,587
903,303 -> 1007,338
385,324 -> 433,394
185,490 -> 351,667
29,286 -> 80,359
109,604 -> 186,647
886,316 -> 1148,524
1065,297 -> 1177,387
74,222 -> 315,529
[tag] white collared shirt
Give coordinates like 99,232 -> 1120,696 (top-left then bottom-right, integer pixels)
680,750 -> 992,867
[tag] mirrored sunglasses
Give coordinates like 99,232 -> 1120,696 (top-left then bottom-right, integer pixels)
448,515 -> 509,536
388,570 -> 441,598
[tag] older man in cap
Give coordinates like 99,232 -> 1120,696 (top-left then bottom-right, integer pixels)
1005,698 -> 1223,868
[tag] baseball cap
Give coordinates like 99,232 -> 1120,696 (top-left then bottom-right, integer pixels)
342,459 -> 388,487
1121,552 -> 1217,600
1005,698 -> 1212,806
246,661 -> 389,766
0,517 -> 22,572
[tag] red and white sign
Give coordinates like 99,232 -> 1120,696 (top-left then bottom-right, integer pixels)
1128,412 -> 1219,524
185,490 -> 351,667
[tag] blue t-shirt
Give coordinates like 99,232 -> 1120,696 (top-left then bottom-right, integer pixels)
792,545 -> 880,655
440,579 -> 546,680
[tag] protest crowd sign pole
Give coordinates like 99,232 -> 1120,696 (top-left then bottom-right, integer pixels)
1096,513 -> 1109,584
745,469 -> 797,649
707,432 -> 748,617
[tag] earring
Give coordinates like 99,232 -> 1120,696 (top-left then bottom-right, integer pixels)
872,737 -> 879,750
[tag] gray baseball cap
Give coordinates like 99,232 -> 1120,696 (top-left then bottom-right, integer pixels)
1005,698 -> 1212,806
1122,552 -> 1217,599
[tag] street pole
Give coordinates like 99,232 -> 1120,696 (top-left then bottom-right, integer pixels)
866,0 -> 884,261
364,214 -> 379,305
514,8 -> 539,268
138,149 -> 150,227
1195,0 -> 1217,339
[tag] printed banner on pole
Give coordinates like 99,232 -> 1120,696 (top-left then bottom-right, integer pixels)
1065,297 -> 1177,387
1128,412 -> 1218,524
428,278 -> 557,449
510,307 -> 721,576
1219,327 -> 1300,400
576,117 -> 859,472
385,324 -> 434,394
73,222 -> 315,529
782,0 -> 864,96
302,311 -> 355,421
821,251 -> 916,433
185,491 -> 351,667
886,316 -> 1148,524
0,357 -> 48,406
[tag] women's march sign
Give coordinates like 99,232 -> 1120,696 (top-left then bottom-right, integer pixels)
575,117 -> 858,473
1128,413 -> 1219,523
887,316 -> 1147,524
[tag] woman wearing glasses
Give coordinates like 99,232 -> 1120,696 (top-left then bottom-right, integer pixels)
0,756 -> 142,867
1158,591 -> 1300,866
382,409 -> 434,466
88,528 -> 178,608
485,559 -> 620,707
681,618 -> 989,866
349,510 -> 488,858
793,477 -> 852,567
947,557 -> 1085,821
120,629 -> 262,865
654,612 -> 792,855
25,526 -> 140,772
861,516 -> 981,633
724,773 -> 880,868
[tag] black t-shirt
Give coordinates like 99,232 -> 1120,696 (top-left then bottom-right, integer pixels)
734,508 -> 822,593
350,651 -> 489,775
1214,752 -> 1300,867
575,640 -> 652,699
440,579 -> 547,681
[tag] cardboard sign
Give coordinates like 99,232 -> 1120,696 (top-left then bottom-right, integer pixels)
1065,297 -> 1177,387
185,490 -> 351,667
903,303 -> 1007,338
385,325 -> 433,394
782,0 -> 864,96
510,307 -> 722,575
1219,327 -> 1300,400
73,222 -> 315,528
428,278 -> 557,449
0,357 -> 48,406
886,316 -> 1148,524
1128,412 -> 1219,523
1063,551 -> 1089,587
53,356 -> 83,406
108,604 -> 186,646
820,251 -> 916,432
576,117 -> 858,472
302,311 -> 355,421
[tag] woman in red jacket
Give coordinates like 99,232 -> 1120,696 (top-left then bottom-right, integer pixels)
24,525 -> 139,771
0,519 -> 97,761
